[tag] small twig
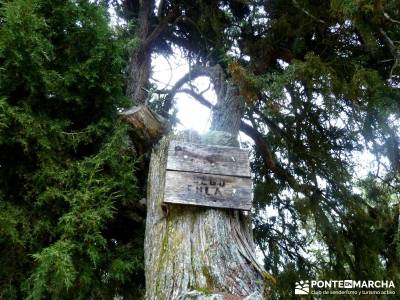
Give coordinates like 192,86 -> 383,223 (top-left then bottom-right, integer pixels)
162,65 -> 211,112
378,59 -> 395,64
150,76 -> 174,89
164,55 -> 174,89
292,0 -> 325,24
177,89 -> 213,108
61,130 -> 89,136
376,159 -> 381,178
379,28 -> 400,79
200,81 -> 212,95
383,11 -> 400,25
154,89 -> 170,94
177,88 -> 214,132
142,7 -> 180,50
152,62 -> 187,73
380,28 -> 398,57
141,87 -> 152,105
141,87 -> 152,94
390,60 -> 399,79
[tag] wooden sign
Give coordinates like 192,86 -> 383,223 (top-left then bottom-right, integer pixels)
164,141 -> 252,210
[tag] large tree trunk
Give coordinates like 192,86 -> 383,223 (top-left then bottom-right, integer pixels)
125,0 -> 153,104
144,65 -> 266,299
126,47 -> 151,104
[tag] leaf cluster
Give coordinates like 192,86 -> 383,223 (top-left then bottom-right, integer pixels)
0,1 -> 144,298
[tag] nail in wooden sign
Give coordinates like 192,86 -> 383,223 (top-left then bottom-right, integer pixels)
163,141 -> 252,210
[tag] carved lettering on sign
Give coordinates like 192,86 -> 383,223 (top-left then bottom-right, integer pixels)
164,171 -> 252,210
164,141 -> 252,210
187,175 -> 225,198
167,141 -> 251,178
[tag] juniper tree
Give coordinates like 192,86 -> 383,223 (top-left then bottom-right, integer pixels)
1,0 -> 399,299
117,0 -> 400,298
0,1 -> 145,298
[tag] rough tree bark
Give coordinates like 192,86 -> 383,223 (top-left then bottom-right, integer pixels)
125,0 -> 152,104
122,0 -> 179,153
144,65 -> 267,299
122,4 -> 267,297
125,0 -> 179,105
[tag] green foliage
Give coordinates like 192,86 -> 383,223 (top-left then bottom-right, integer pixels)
243,2 -> 400,297
140,0 -> 398,297
0,1 -> 144,298
117,0 -> 399,298
2,0 -> 399,298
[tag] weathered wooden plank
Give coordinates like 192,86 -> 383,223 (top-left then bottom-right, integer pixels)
166,141 -> 251,178
164,170 -> 252,210
120,105 -> 170,146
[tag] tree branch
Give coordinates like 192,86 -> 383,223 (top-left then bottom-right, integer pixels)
142,7 -> 181,50
383,11 -> 400,25
292,0 -> 325,24
177,89 -> 213,108
379,28 -> 400,78
177,89 -> 311,193
162,66 -> 211,113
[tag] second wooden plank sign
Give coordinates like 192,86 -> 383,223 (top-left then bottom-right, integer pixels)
164,140 -> 252,210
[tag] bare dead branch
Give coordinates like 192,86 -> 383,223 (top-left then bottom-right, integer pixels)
383,11 -> 400,25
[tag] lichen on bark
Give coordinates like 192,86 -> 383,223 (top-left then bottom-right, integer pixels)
144,131 -> 267,300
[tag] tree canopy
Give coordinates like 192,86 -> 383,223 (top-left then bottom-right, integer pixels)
0,1 -> 144,298
1,0 -> 399,299
117,0 -> 400,297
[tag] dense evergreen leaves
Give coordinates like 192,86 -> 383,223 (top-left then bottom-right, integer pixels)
0,1 -> 144,298
118,0 -> 399,298
2,0 -> 400,299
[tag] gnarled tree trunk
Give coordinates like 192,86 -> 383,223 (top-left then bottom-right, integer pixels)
144,65 -> 267,299
125,0 -> 152,104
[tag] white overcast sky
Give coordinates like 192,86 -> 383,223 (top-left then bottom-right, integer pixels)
151,52 -> 216,133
